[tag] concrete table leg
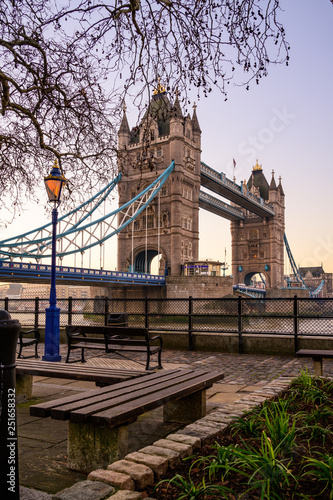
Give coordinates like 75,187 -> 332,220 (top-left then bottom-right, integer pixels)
16,374 -> 33,402
313,358 -> 323,376
163,389 -> 206,424
67,421 -> 128,473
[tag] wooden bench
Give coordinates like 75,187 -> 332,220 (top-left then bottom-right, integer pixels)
295,349 -> 333,376
66,325 -> 163,370
17,328 -> 40,359
30,368 -> 224,473
15,359 -> 149,401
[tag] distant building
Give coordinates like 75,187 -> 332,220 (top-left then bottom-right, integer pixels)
0,283 -> 90,300
298,267 -> 332,297
181,260 -> 228,277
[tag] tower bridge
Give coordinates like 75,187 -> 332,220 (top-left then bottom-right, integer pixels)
0,83 -> 317,296
117,84 -> 285,290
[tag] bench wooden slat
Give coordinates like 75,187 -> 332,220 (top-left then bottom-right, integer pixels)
30,370 -> 181,418
67,370 -> 209,422
92,371 -> 224,427
105,327 -> 150,337
70,342 -> 106,349
16,359 -> 149,394
16,359 -> 148,378
107,345 -> 160,352
295,349 -> 333,376
296,349 -> 333,358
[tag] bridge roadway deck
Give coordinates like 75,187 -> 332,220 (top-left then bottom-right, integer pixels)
200,162 -> 275,218
0,260 -> 166,285
199,190 -> 244,221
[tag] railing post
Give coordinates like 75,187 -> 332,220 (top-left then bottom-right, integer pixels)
145,297 -> 149,329
238,296 -> 243,354
4,297 -> 8,312
294,295 -> 299,353
189,296 -> 193,351
68,296 -> 73,326
104,297 -> 109,327
34,297 -> 39,330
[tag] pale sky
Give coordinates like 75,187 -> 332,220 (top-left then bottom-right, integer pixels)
3,0 -> 333,276
198,0 -> 333,274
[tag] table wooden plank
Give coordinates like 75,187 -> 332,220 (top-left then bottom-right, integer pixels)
30,369 -> 181,417
52,369 -> 197,420
70,371 -> 223,424
91,371 -> 225,427
16,359 -> 149,384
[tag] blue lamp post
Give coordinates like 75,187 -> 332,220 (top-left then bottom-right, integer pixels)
42,160 -> 67,362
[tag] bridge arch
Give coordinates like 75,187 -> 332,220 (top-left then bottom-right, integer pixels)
242,271 -> 270,288
134,249 -> 158,273
126,245 -> 168,275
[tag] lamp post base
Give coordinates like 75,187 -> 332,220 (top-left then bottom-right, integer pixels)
43,305 -> 61,362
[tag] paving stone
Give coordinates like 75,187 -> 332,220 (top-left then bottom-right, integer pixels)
153,438 -> 192,458
107,460 -> 154,490
208,383 -> 247,394
208,392 -> 243,403
105,491 -> 142,500
21,487 -> 52,500
139,445 -> 180,467
52,480 -> 114,500
124,451 -> 169,477
166,433 -> 201,450
88,470 -> 134,491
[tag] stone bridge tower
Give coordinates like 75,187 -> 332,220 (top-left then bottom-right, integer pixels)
117,83 -> 201,275
231,162 -> 285,289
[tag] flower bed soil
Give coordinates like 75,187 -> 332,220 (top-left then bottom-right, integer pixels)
146,374 -> 333,499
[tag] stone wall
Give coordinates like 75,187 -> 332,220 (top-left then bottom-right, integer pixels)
165,276 -> 233,299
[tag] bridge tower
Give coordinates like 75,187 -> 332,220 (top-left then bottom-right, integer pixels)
231,162 -> 285,289
117,83 -> 201,275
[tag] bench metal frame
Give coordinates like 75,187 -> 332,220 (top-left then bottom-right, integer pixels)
17,328 -> 40,359
65,325 -> 163,370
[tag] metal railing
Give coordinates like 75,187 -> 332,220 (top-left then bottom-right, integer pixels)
2,295 -> 333,354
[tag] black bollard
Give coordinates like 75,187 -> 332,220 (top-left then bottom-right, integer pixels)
0,310 -> 21,500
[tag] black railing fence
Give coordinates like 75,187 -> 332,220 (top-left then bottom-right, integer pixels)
2,295 -> 333,354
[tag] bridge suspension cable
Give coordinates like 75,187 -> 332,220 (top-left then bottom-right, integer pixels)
284,233 -> 307,288
284,233 -> 325,297
0,161 -> 175,262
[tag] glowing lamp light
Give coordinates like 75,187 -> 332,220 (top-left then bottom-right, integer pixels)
44,160 -> 67,203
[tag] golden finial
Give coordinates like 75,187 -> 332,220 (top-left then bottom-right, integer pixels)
253,159 -> 262,171
153,77 -> 166,95
193,102 -> 197,110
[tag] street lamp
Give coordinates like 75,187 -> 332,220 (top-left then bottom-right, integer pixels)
42,159 -> 67,362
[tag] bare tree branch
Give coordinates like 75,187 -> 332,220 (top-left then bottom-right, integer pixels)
0,0 -> 290,222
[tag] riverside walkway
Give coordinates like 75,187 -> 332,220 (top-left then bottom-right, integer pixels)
18,345 -> 333,499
